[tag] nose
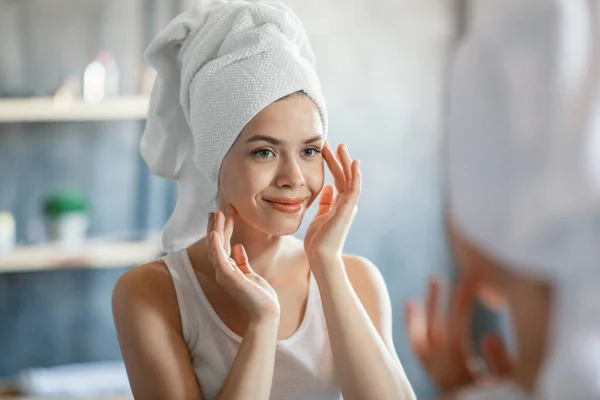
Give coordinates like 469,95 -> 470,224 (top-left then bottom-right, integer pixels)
275,155 -> 305,189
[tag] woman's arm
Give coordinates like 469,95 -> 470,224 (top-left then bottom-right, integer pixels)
310,254 -> 415,400
112,262 -> 203,399
214,319 -> 278,400
303,142 -> 415,400
112,253 -> 280,399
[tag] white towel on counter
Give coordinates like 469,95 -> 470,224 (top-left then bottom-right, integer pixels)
14,361 -> 131,397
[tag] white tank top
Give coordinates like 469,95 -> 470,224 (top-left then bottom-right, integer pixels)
161,249 -> 343,400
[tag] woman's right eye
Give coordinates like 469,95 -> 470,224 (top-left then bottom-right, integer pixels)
252,148 -> 275,158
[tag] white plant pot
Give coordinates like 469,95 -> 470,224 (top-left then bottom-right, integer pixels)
45,213 -> 89,250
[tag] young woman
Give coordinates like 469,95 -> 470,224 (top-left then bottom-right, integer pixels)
406,1 -> 600,399
112,1 -> 414,399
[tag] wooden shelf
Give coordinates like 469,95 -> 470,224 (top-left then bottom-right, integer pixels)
0,96 -> 149,123
0,238 -> 162,273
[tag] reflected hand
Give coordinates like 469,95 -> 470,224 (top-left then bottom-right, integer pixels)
405,276 -> 512,393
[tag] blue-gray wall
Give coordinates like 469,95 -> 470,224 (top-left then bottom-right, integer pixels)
287,1 -> 456,396
0,0 -> 175,379
0,0 -> 457,397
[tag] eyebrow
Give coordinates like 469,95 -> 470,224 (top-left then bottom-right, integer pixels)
245,134 -> 324,145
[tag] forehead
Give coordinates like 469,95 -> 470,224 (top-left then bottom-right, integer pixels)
238,94 -> 324,142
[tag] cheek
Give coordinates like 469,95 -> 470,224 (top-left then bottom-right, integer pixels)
305,160 -> 325,200
220,161 -> 273,205
219,158 -> 248,206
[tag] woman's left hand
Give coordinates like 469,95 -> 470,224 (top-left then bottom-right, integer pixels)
304,142 -> 361,262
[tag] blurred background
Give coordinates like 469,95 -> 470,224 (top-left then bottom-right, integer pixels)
0,0 -> 486,398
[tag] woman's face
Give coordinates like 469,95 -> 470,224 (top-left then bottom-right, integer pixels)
218,93 -> 325,236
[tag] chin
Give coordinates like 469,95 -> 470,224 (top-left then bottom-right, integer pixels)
266,217 -> 303,236
252,211 -> 305,236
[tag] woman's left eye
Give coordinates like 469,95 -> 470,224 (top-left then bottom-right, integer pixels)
253,149 -> 275,158
302,147 -> 321,157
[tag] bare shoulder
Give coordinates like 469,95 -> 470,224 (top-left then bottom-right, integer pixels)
112,259 -> 181,333
342,254 -> 388,296
112,260 -> 203,398
342,254 -> 394,337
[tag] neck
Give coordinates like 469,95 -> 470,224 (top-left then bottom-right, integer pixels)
231,218 -> 290,279
187,216 -> 298,281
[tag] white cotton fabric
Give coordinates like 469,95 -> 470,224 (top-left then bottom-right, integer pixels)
141,0 -> 328,252
160,249 -> 342,400
455,381 -> 529,400
448,1 -> 600,399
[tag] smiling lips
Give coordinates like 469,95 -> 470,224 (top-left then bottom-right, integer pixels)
262,197 -> 306,214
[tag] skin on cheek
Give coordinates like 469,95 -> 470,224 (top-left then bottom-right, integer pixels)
217,152 -> 257,212
305,161 -> 325,208
217,155 -> 325,236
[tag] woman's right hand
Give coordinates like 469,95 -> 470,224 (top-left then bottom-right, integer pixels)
207,207 -> 280,324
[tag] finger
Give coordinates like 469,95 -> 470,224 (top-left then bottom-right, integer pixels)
321,193 -> 357,243
317,185 -> 335,216
206,211 -> 215,239
327,160 -> 361,229
348,160 -> 361,203
322,142 -> 345,192
337,144 -> 353,190
215,210 -> 226,237
214,211 -> 227,255
210,231 -> 234,274
426,276 -> 443,345
481,333 -> 512,376
224,205 -> 236,244
448,277 -> 477,358
404,300 -> 429,361
231,243 -> 254,275
206,212 -> 216,258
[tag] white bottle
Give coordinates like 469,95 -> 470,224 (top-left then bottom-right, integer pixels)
0,211 -> 16,252
83,52 -> 120,103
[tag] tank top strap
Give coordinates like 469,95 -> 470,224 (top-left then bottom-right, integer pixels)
160,249 -> 200,347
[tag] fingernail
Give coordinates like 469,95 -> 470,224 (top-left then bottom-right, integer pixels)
209,212 -> 214,222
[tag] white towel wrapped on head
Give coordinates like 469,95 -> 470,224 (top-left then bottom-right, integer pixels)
141,0 -> 328,252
